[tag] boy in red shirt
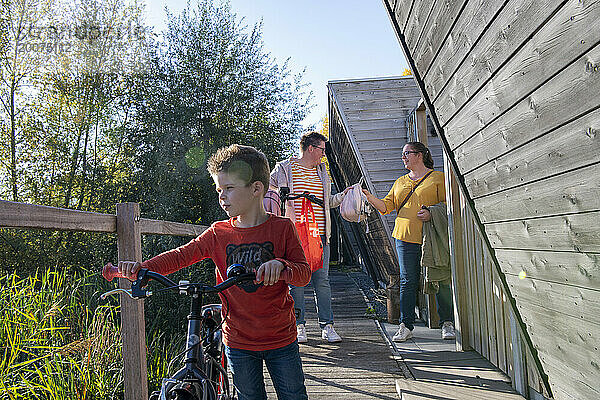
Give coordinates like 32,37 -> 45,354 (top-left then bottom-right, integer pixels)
117,144 -> 311,400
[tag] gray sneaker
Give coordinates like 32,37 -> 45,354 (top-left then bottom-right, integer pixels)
392,323 -> 413,342
297,324 -> 307,343
441,321 -> 456,340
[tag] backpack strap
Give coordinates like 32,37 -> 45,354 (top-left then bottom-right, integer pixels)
396,170 -> 434,212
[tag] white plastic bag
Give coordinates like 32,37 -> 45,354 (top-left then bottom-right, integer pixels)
340,179 -> 371,230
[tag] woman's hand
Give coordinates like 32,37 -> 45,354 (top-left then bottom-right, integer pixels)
362,189 -> 387,214
417,207 -> 432,222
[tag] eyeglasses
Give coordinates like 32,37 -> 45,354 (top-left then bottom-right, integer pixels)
401,150 -> 420,158
312,144 -> 326,153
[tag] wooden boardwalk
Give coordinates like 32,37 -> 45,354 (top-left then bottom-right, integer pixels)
382,322 -> 526,400
266,268 -> 403,399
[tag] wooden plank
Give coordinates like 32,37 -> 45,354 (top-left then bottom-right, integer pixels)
415,103 -> 427,144
506,274 -> 600,324
483,246 -> 498,367
540,361 -> 600,400
485,212 -> 600,252
444,154 -> 469,350
474,217 -> 489,359
472,163 -> 600,223
509,312 -> 527,395
139,218 -> 207,237
421,0 -> 506,101
495,248 -> 600,291
443,0 -> 600,148
351,128 -> 408,141
116,203 -> 148,400
413,0 -> 469,81
340,98 -> 419,112
435,0 -> 572,130
0,200 -> 116,232
459,191 -> 475,351
492,269 -> 507,374
503,295 -> 516,384
331,75 -> 415,91
403,0 -> 435,54
336,89 -> 420,103
395,0 -> 416,32
517,303 -> 600,400
356,139 -> 405,152
348,118 -> 404,131
344,107 -> 415,120
465,206 -> 482,353
463,107 -> 600,198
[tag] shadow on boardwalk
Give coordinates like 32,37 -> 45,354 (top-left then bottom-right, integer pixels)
290,267 -> 402,399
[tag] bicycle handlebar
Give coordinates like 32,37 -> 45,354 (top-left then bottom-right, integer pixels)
101,263 -> 292,300
283,192 -> 324,208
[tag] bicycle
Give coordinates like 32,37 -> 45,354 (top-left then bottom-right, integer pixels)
101,263 -> 292,400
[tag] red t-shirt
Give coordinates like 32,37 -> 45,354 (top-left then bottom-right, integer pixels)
141,215 -> 310,351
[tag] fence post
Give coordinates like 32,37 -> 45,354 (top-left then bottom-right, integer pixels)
116,202 -> 148,400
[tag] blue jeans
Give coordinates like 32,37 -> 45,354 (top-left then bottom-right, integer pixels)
436,281 -> 454,324
395,239 -> 421,331
224,341 -> 308,400
291,236 -> 333,328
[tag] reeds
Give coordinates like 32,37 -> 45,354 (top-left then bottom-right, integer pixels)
0,269 -> 124,399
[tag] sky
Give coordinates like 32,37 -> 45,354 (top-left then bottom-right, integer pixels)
143,0 -> 409,129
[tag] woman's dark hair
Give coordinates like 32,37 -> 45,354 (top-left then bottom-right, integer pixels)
300,131 -> 327,152
405,141 -> 434,169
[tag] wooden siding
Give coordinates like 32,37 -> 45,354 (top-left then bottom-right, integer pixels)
384,0 -> 600,399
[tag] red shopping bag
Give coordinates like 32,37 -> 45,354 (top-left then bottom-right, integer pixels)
295,198 -> 323,272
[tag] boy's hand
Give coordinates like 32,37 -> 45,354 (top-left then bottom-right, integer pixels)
255,260 -> 285,286
117,260 -> 142,281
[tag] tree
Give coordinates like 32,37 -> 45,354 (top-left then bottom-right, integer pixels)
0,0 -> 53,201
127,0 -> 311,226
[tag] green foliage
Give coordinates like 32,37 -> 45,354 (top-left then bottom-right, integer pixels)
0,269 -> 124,399
127,0 -> 310,226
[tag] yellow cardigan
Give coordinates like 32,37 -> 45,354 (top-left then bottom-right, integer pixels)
381,170 -> 446,244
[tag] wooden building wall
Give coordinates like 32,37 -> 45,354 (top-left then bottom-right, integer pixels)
383,0 -> 600,399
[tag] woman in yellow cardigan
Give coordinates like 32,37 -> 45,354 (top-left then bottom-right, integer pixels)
362,142 -> 454,342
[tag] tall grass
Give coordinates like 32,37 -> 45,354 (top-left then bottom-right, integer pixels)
0,263 -> 217,399
0,269 -> 123,399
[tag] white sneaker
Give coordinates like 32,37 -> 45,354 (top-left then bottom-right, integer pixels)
392,323 -> 413,342
296,324 -> 307,343
441,321 -> 456,340
321,324 -> 342,342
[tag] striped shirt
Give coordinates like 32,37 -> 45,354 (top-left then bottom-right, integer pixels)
291,160 -> 325,235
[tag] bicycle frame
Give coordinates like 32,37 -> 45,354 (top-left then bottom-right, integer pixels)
156,290 -> 225,400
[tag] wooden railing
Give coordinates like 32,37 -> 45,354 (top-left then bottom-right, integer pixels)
0,200 -> 208,400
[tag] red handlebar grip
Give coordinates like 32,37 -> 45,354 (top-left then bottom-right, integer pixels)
102,264 -> 124,282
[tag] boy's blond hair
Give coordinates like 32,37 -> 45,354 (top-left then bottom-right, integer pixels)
207,144 -> 270,195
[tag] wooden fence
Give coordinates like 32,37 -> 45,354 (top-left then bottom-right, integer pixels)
0,200 -> 207,400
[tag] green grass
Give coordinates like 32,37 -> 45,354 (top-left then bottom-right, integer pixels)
0,269 -> 130,399
0,263 -> 219,399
